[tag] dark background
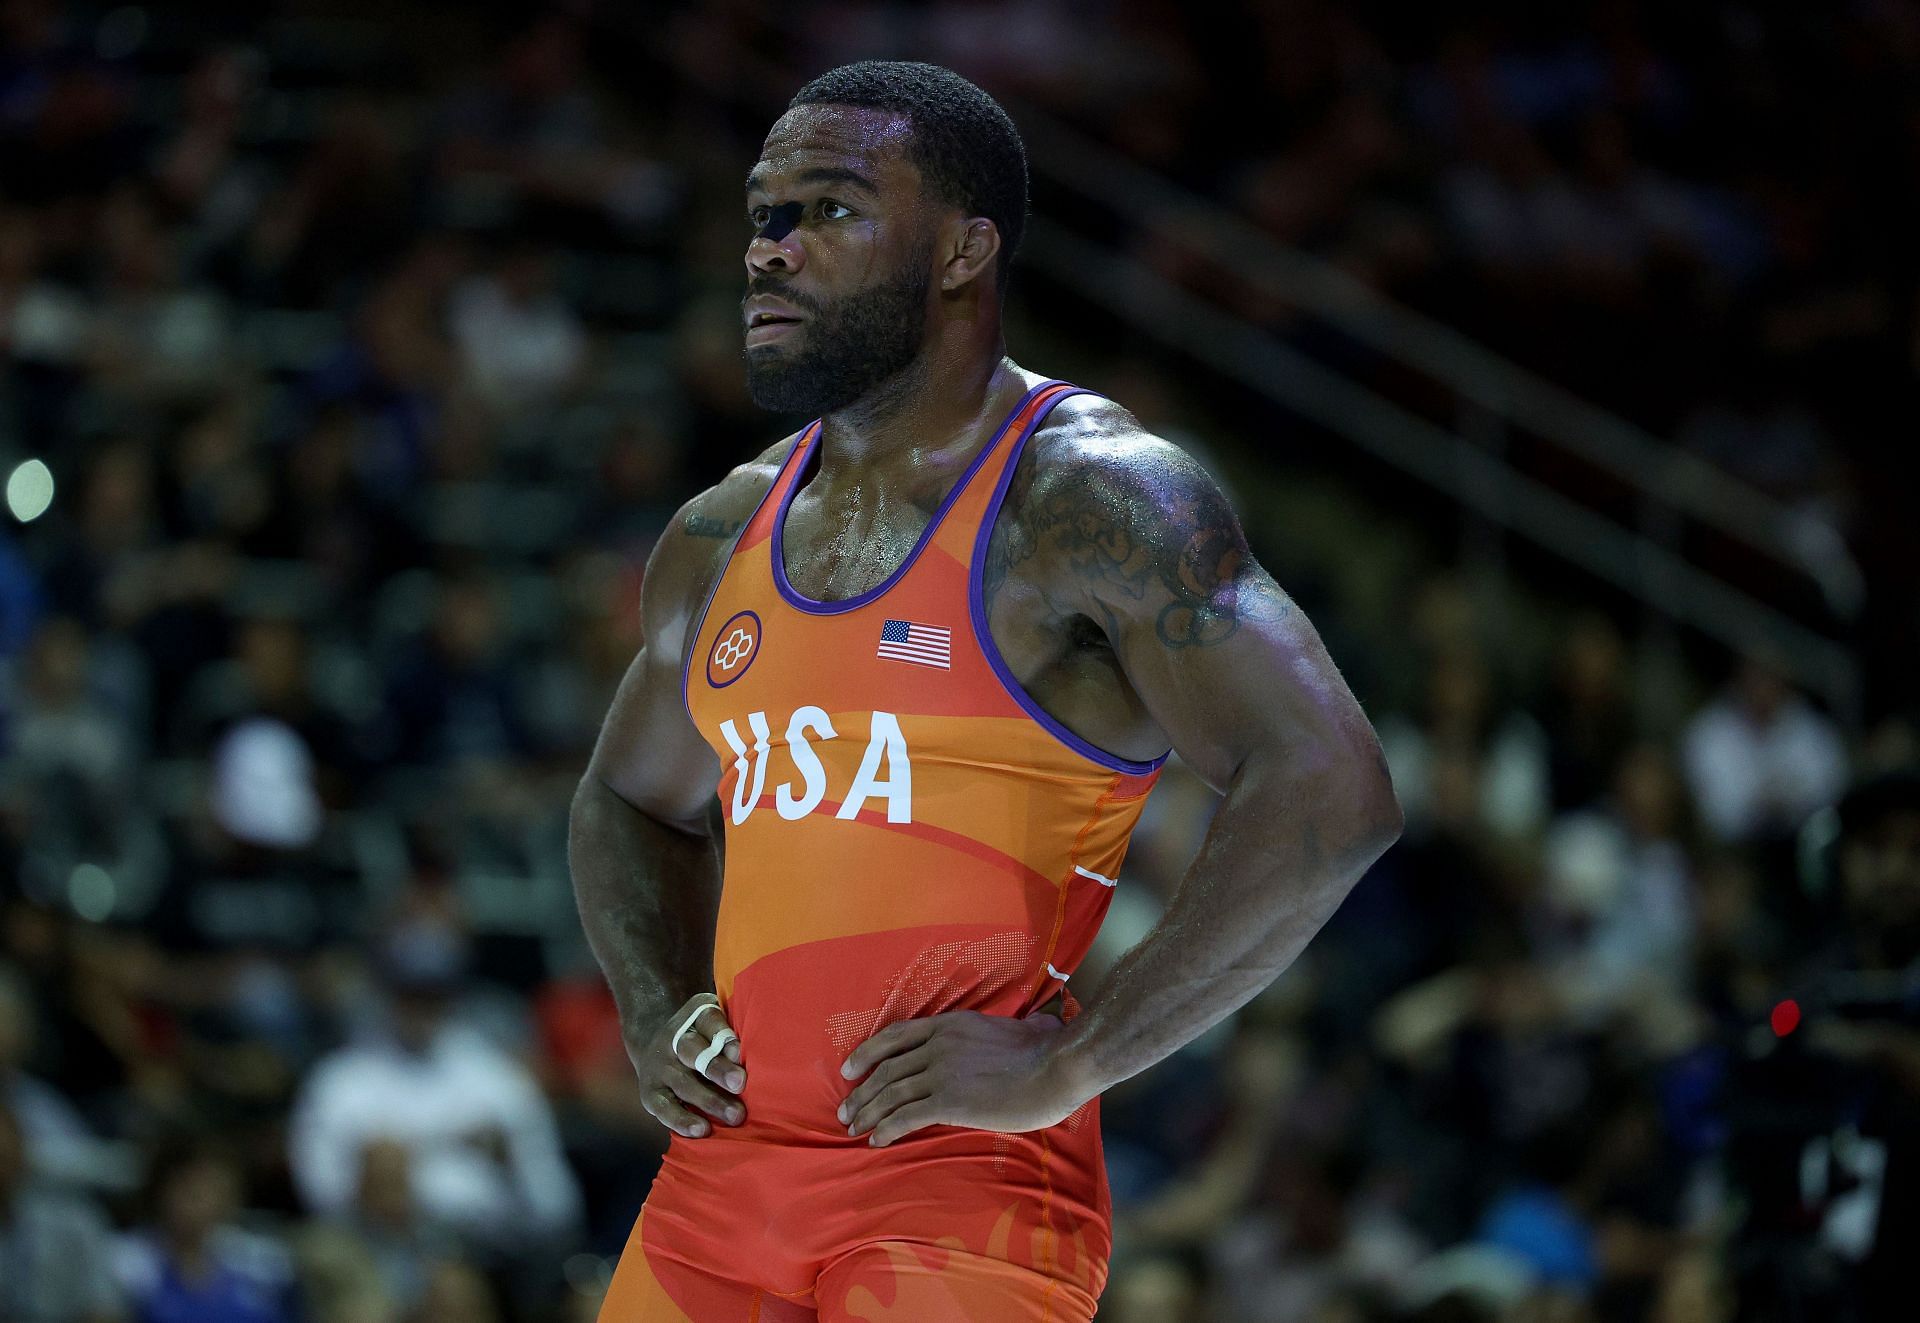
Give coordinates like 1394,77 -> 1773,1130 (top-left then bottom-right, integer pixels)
2,2 -> 1917,1321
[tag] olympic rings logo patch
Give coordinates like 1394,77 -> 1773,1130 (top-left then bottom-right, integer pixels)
706,611 -> 762,688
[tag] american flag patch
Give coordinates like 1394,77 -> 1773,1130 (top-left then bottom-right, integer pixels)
877,619 -> 951,670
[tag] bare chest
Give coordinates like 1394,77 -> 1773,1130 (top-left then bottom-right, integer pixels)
777,480 -> 1166,765
779,482 -> 940,604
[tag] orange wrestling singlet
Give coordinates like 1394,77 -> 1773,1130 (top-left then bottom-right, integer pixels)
601,380 -> 1168,1321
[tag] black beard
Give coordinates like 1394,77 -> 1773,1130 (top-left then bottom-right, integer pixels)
743,253 -> 930,416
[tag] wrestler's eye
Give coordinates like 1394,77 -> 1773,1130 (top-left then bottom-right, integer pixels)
748,205 -> 770,229
819,200 -> 852,221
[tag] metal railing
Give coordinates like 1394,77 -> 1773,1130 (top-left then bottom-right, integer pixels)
1017,109 -> 1864,616
1013,106 -> 1862,720
1023,221 -> 1861,719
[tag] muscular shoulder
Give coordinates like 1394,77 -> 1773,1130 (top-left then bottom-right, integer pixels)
998,394 -> 1263,648
641,434 -> 796,648
677,436 -> 793,539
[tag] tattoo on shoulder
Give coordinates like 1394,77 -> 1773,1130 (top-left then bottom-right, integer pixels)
993,441 -> 1290,649
683,513 -> 744,539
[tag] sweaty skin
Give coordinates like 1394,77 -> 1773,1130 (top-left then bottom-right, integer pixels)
568,101 -> 1402,1150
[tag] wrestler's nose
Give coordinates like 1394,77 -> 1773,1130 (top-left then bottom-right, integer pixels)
747,204 -> 805,277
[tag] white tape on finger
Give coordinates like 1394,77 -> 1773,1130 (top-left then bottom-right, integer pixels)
694,1027 -> 737,1075
670,997 -> 724,1056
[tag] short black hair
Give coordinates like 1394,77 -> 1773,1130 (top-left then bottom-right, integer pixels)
789,61 -> 1028,291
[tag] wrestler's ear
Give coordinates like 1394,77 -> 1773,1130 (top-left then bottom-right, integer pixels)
937,216 -> 1001,294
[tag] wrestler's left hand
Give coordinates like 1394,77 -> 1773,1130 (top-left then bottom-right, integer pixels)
836,1010 -> 1086,1147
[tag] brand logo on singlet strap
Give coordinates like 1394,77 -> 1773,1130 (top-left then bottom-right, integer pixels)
706,611 -> 761,688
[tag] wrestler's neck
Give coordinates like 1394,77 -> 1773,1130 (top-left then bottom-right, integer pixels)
815,324 -> 1028,477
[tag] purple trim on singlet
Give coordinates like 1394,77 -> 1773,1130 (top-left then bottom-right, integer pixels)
967,388 -> 1174,778
769,380 -> 1066,616
679,427 -> 816,726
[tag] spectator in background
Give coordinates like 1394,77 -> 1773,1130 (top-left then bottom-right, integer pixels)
305,236 -> 464,500
174,615 -> 361,810
287,924 -> 581,1258
0,962 -> 121,1191
3,617 -> 132,802
381,571 -> 530,769
1794,769 -> 1920,1311
246,403 -> 418,602
1537,744 -> 1696,1016
411,1259 -> 502,1323
148,713 -> 354,958
0,194 -> 94,438
1374,937 -> 1600,1238
0,1101 -> 122,1323
163,397 -> 275,553
1473,1164 -> 1597,1304
149,47 -> 263,265
209,717 -> 323,853
449,244 -> 588,411
39,445 -> 161,632
112,1140 -> 295,1323
294,1138 -> 465,1323
434,16 -> 671,232
89,186 -> 231,402
1378,644 -> 1550,843
0,617 -> 143,909
532,961 -> 665,1256
1537,613 -> 1636,814
0,898 -> 148,1134
1100,1255 -> 1203,1323
1682,655 -> 1848,844
583,416 -> 687,549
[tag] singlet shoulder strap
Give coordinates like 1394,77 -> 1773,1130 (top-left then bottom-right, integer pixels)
929,380 -> 1092,565
735,422 -> 822,552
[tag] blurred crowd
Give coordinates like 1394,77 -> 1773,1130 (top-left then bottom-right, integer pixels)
786,0 -> 1920,690
1,2 -> 1916,1322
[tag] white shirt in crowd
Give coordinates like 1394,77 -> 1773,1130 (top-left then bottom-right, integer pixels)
449,274 -> 586,407
1682,694 -> 1848,842
287,1023 -> 581,1248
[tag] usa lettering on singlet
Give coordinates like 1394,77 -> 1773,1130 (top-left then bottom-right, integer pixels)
716,707 -> 914,826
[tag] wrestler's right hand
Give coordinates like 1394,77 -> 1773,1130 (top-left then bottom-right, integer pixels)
630,993 -> 747,1138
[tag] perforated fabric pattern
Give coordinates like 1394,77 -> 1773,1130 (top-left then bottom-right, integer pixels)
825,929 -> 1042,1054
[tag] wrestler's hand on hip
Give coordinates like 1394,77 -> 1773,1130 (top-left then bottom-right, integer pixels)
837,1009 -> 1080,1147
630,993 -> 746,1138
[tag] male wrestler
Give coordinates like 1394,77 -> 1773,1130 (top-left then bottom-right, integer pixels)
570,60 -> 1402,1321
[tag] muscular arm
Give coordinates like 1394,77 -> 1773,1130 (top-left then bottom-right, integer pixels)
838,407 -> 1402,1145
568,453 -> 781,1133
1029,422 -> 1403,1103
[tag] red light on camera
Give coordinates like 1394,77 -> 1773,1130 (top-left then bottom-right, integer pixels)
1771,999 -> 1801,1037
